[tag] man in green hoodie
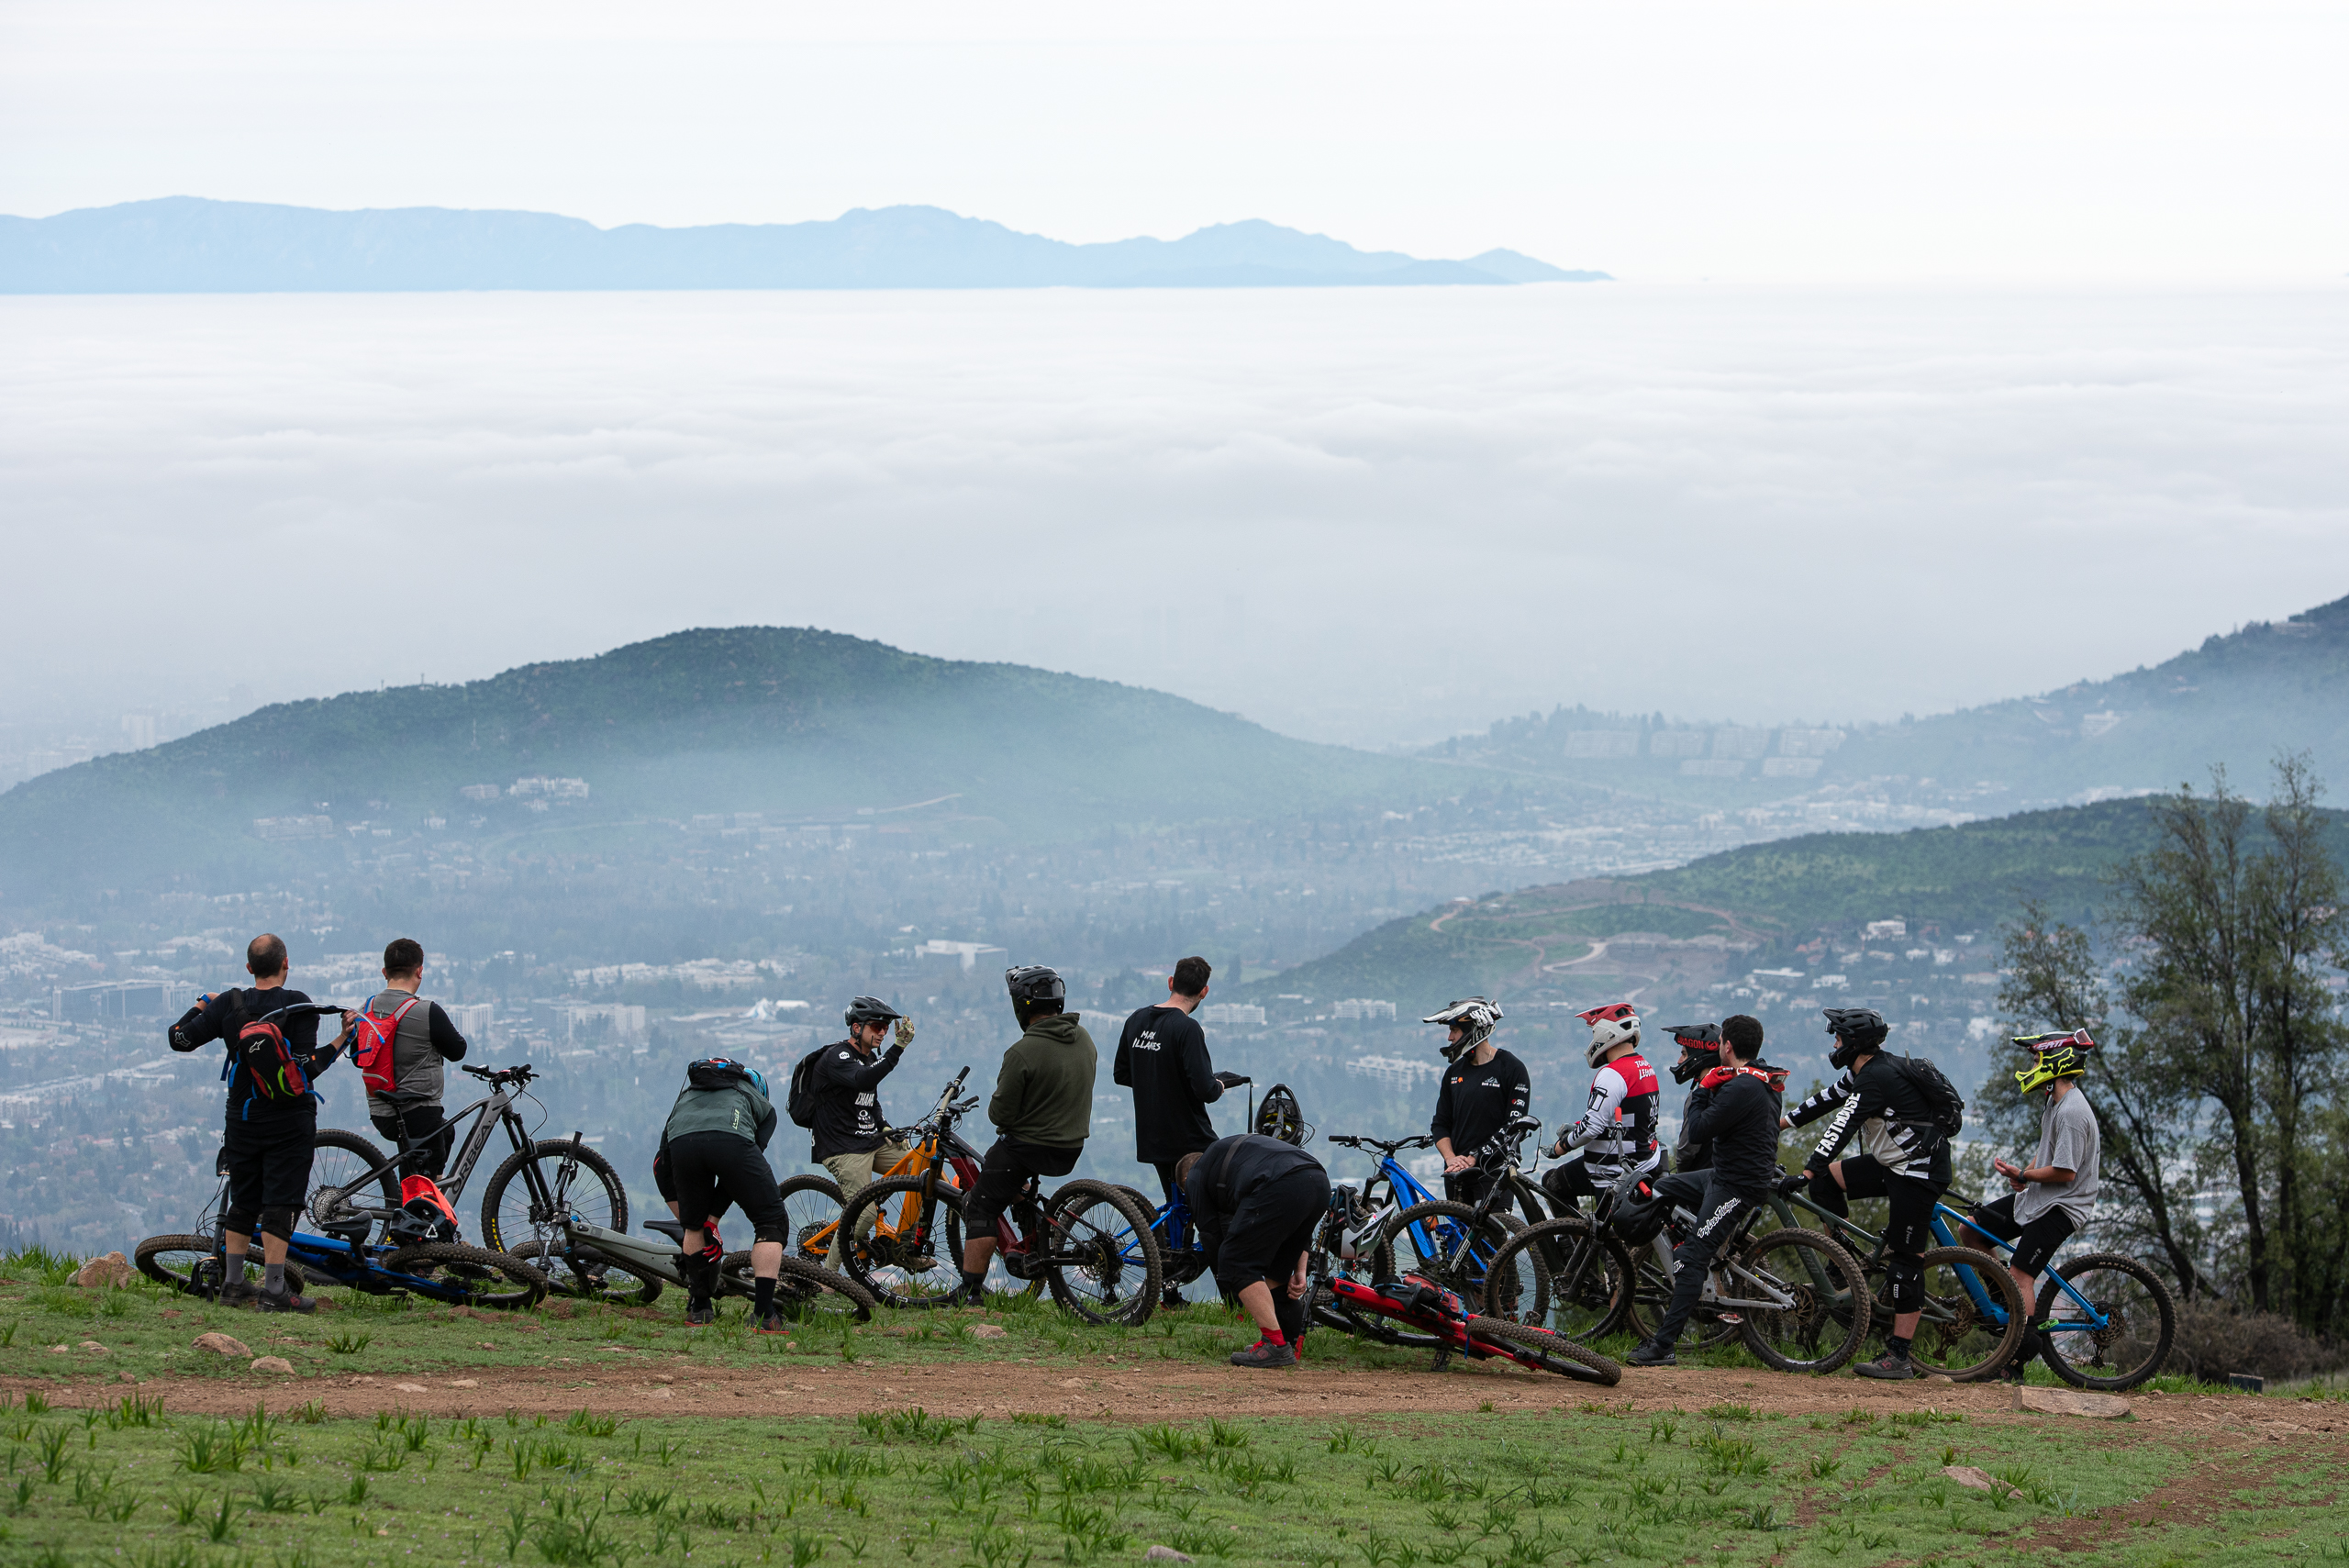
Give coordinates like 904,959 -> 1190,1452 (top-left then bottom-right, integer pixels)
957,965 -> 1096,1303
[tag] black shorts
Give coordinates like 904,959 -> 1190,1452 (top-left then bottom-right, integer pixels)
370,1105 -> 453,1179
1836,1154 -> 1941,1262
661,1131 -> 786,1242
222,1108 -> 317,1232
964,1135 -> 1081,1240
1210,1166 -> 1330,1296
1965,1193 -> 2076,1280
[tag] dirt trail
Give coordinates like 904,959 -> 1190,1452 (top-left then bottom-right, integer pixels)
18,1359 -> 2348,1442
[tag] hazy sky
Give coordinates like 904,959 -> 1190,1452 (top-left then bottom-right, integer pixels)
6,284 -> 2344,748
5,2 -> 2347,284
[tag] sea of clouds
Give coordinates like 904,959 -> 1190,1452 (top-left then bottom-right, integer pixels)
6,283 -> 2345,748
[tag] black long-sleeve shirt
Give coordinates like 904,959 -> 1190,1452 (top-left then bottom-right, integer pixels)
169,985 -> 334,1124
1184,1133 -> 1326,1259
809,1039 -> 904,1160
1680,1067 -> 1784,1192
1113,1004 -> 1225,1163
1431,1048 -> 1531,1160
1787,1054 -> 1951,1187
1673,1080 -> 1717,1173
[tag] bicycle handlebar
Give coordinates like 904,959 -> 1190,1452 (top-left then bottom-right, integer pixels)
1329,1132 -> 1437,1153
462,1063 -> 537,1084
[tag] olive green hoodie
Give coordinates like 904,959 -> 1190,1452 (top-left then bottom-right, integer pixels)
987,1012 -> 1097,1150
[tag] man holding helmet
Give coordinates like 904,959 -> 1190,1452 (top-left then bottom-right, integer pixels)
1423,998 -> 1530,1206
1540,1002 -> 1662,1209
1784,1006 -> 1954,1380
955,965 -> 1097,1303
813,995 -> 917,1269
1961,1030 -> 2101,1382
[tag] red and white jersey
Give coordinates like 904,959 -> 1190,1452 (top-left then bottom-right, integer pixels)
1562,1051 -> 1663,1176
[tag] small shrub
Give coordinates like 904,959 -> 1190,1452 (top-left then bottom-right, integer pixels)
2166,1301 -> 2345,1385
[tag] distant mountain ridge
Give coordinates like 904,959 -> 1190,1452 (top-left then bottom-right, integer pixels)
0,198 -> 1609,294
0,627 -> 1444,901
1433,591 -> 2349,806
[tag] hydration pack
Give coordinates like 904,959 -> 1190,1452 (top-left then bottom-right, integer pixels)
220,994 -> 320,1116
1892,1053 -> 1966,1140
785,1048 -> 829,1129
350,995 -> 420,1097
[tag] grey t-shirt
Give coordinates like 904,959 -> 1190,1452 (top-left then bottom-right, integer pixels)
2013,1085 -> 2100,1229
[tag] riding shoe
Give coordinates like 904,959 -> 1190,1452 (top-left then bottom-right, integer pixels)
1627,1339 -> 1677,1367
754,1312 -> 793,1336
685,1301 -> 716,1327
1229,1338 -> 1297,1370
256,1284 -> 315,1315
215,1279 -> 257,1309
1854,1351 -> 1918,1381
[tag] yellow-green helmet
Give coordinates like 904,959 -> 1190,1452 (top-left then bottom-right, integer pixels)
2013,1029 -> 2096,1094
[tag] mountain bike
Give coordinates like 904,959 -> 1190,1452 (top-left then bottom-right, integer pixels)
835,1154 -> 1163,1324
505,1207 -> 877,1325
135,1147 -> 548,1309
306,1063 -> 628,1255
771,1068 -> 988,1279
1942,1199 -> 2176,1388
1358,1118 -> 1552,1329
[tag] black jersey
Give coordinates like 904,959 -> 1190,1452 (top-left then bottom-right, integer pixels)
1431,1048 -> 1531,1160
1787,1054 -> 1951,1187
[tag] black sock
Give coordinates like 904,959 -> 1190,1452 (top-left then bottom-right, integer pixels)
1887,1335 -> 1912,1359
960,1270 -> 986,1299
753,1275 -> 776,1317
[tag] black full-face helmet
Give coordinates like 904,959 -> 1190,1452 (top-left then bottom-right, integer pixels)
1005,965 -> 1066,1028
1823,1006 -> 1890,1071
1664,1023 -> 1722,1084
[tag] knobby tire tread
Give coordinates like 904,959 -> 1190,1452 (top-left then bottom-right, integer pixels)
1466,1316 -> 1622,1385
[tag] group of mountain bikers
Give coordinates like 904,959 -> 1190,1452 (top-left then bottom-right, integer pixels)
170,933 -> 2102,1387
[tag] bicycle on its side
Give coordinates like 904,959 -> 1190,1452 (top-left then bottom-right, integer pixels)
1308,1131 -> 1504,1347
305,1062 -> 629,1254
136,1146 -> 548,1309
1938,1199 -> 2176,1389
827,1071 -> 1163,1323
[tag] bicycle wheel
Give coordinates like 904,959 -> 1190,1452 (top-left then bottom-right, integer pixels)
1375,1200 -> 1521,1334
1481,1217 -> 1631,1341
1733,1228 -> 1870,1374
1468,1317 -> 1622,1385
719,1251 -> 879,1325
383,1242 -> 548,1310
1043,1179 -> 1163,1327
306,1128 -> 399,1240
2037,1252 -> 2176,1391
777,1173 -> 845,1265
837,1175 -> 965,1307
480,1139 -> 628,1257
1898,1246 -> 2028,1381
508,1240 -> 662,1307
135,1233 -> 226,1297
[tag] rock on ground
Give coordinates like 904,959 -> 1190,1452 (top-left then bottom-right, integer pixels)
2021,1386 -> 2132,1418
250,1356 -> 296,1375
192,1331 -> 251,1358
72,1252 -> 135,1289
1944,1465 -> 1998,1490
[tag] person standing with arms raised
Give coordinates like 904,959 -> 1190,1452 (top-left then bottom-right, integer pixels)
1114,955 -> 1247,1308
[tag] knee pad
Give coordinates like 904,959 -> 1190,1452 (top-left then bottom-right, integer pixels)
1887,1255 -> 1925,1313
751,1220 -> 789,1245
259,1207 -> 296,1242
222,1207 -> 261,1240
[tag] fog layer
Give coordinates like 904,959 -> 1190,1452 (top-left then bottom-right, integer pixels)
6,284 -> 2345,747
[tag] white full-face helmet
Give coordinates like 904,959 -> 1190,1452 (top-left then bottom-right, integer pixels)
1422,997 -> 1503,1061
1577,1001 -> 1641,1069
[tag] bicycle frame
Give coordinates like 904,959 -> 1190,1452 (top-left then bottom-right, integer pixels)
1775,1188 -> 2012,1329
1932,1201 -> 2105,1329
331,1073 -> 539,1220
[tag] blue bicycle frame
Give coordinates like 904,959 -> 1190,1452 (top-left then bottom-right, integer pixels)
1929,1201 -> 2108,1332
1118,1141 -> 1458,1284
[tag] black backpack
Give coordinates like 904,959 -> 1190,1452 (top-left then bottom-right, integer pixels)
785,1045 -> 829,1129
1892,1054 -> 1965,1140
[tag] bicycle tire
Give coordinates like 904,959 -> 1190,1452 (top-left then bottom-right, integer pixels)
777,1173 -> 845,1265
837,1174 -> 966,1307
1897,1245 -> 2029,1382
1466,1317 -> 1622,1386
1044,1179 -> 1163,1327
1372,1200 -> 1524,1348
479,1138 -> 628,1257
307,1128 -> 401,1241
508,1239 -> 661,1307
382,1241 -> 548,1310
2036,1252 -> 2175,1391
1733,1227 -> 1871,1374
134,1232 -> 309,1299
717,1251 -> 879,1323
1480,1217 -> 1631,1341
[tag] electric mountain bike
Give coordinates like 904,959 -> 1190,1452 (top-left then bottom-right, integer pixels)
772,1068 -> 986,1279
306,1062 -> 628,1255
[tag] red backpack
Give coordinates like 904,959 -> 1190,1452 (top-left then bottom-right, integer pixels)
351,995 -> 420,1097
220,993 -> 322,1115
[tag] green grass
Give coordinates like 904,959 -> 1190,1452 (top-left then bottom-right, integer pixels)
0,1397 -> 2335,1567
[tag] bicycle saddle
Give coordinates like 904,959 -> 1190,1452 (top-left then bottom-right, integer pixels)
642,1219 -> 687,1242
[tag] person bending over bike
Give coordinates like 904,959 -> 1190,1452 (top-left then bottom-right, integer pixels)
1177,1132 -> 1330,1369
813,996 -> 916,1269
1541,1003 -> 1662,1209
658,1057 -> 792,1332
354,938 -> 469,1178
1424,998 -> 1528,1207
956,966 -> 1096,1305
1629,1013 -> 1787,1366
1961,1030 -> 2102,1384
1785,1006 -> 1953,1380
1113,954 -> 1246,1308
166,932 -> 350,1314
